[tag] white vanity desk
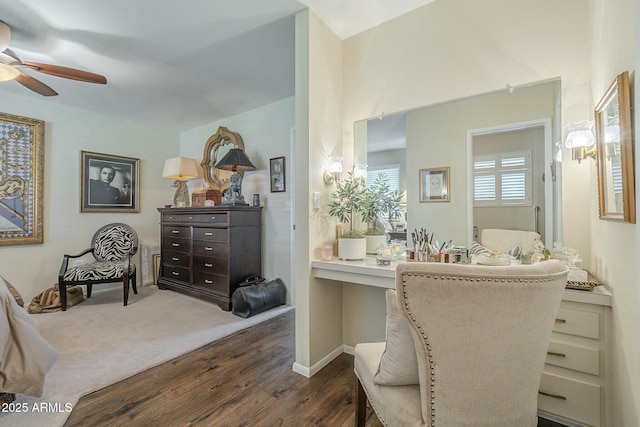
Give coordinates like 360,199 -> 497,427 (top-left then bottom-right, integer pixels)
313,257 -> 612,427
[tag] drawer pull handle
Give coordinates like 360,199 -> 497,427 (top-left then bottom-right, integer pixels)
538,391 -> 567,401
204,263 -> 213,267
205,279 -> 213,284
205,232 -> 213,236
555,319 -> 566,324
172,243 -> 179,247
188,216 -> 193,219
547,351 -> 566,358
171,230 -> 179,234
211,216 -> 216,220
204,246 -> 213,251
172,257 -> 179,261
172,272 -> 180,276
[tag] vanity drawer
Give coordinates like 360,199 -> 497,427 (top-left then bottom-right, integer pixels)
162,265 -> 190,283
193,227 -> 228,242
538,372 -> 601,427
193,240 -> 228,257
163,251 -> 190,268
193,270 -> 227,295
163,213 -> 228,225
553,308 -> 600,340
193,255 -> 228,275
163,236 -> 190,253
545,341 -> 600,376
162,225 -> 190,238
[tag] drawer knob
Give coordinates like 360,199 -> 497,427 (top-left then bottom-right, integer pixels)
172,272 -> 180,276
172,257 -> 179,261
172,243 -> 179,247
211,216 -> 216,220
204,246 -> 213,251
538,391 -> 567,401
172,230 -> 179,234
204,263 -> 213,267
205,232 -> 213,236
188,216 -> 193,219
546,351 -> 566,358
205,279 -> 213,284
555,318 -> 566,324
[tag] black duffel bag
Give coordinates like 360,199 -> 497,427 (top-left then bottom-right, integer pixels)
232,277 -> 286,318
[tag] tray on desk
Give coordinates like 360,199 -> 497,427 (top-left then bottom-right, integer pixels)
566,273 -> 603,291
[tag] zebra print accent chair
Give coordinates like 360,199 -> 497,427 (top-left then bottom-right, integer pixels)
58,223 -> 138,311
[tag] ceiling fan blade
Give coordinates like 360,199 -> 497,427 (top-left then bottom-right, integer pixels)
15,71 -> 58,96
23,61 -> 107,84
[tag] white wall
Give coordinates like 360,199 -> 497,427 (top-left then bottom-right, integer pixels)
0,92 -> 178,300
589,0 -> 639,424
179,97 -> 295,303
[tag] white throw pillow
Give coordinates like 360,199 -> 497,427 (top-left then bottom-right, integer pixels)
373,289 -> 419,385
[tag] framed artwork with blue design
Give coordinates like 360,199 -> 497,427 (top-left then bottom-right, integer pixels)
0,112 -> 44,246
81,151 -> 140,213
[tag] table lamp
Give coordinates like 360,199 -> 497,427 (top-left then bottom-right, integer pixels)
162,157 -> 199,207
214,148 -> 256,206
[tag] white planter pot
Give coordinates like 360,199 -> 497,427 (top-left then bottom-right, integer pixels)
365,234 -> 387,254
338,237 -> 367,260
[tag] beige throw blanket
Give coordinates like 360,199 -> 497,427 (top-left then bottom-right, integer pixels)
0,276 -> 58,397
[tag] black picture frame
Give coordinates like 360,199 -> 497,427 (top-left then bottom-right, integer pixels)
81,151 -> 140,212
270,156 -> 286,193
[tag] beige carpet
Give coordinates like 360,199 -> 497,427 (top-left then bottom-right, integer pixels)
1,285 -> 292,427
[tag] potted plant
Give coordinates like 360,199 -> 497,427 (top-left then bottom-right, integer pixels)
362,173 -> 403,253
328,171 -> 367,260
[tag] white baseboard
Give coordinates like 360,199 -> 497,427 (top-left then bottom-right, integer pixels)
292,344 -> 346,378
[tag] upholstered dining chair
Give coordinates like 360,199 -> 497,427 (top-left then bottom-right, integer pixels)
58,223 -> 138,311
354,260 -> 568,427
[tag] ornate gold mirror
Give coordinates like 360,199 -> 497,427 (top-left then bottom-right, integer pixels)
201,126 -> 245,193
595,71 -> 636,223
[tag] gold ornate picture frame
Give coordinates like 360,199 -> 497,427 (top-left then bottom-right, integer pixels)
0,112 -> 44,246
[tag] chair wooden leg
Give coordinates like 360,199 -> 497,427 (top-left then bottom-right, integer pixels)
86,284 -> 93,298
132,274 -> 138,295
123,277 -> 129,306
355,375 -> 367,427
60,283 -> 67,311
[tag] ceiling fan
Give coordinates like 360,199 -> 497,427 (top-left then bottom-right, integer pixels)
0,20 -> 107,96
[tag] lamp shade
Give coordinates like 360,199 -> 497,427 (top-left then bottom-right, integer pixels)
0,63 -> 19,82
162,157 -> 199,180
214,148 -> 256,172
564,120 -> 594,148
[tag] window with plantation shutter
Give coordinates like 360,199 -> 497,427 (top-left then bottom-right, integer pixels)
473,151 -> 531,206
367,166 -> 400,193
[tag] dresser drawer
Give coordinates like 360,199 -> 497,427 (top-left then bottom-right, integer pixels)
193,227 -> 228,242
163,212 -> 228,225
162,265 -> 190,283
193,255 -> 228,275
163,236 -> 190,253
193,240 -> 228,257
193,270 -> 227,295
546,341 -> 600,375
538,372 -> 601,427
553,308 -> 600,340
162,225 -> 190,238
163,251 -> 190,268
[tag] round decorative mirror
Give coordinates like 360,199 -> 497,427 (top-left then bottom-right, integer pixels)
201,126 -> 245,193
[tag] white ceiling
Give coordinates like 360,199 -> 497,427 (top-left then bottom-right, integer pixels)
0,0 -> 434,132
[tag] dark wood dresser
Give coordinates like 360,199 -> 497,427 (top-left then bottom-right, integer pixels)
157,206 -> 262,311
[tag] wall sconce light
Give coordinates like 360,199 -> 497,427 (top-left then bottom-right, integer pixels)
323,156 -> 343,185
162,156 -> 199,207
564,120 -> 596,163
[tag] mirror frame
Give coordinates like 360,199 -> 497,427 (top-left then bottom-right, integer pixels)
201,126 -> 246,193
595,71 -> 636,223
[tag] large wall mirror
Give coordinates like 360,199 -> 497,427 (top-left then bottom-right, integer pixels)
595,71 -> 636,223
354,79 -> 562,248
201,126 -> 246,193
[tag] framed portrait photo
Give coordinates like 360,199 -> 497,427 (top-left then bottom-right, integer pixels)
81,151 -> 140,212
0,112 -> 44,246
419,167 -> 450,203
270,156 -> 285,193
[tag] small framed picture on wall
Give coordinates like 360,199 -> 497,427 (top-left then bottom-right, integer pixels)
270,156 -> 286,192
81,151 -> 140,212
419,167 -> 450,202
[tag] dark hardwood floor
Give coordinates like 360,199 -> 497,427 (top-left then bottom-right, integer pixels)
66,309 -> 567,426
